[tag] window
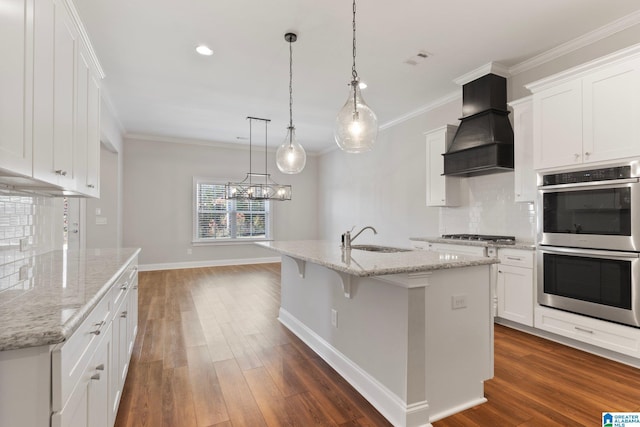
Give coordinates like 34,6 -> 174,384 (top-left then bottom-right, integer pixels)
193,178 -> 271,243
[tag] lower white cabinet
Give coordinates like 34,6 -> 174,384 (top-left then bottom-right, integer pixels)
535,305 -> 640,358
496,248 -> 534,327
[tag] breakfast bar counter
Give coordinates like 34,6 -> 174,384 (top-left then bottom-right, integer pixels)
257,240 -> 498,427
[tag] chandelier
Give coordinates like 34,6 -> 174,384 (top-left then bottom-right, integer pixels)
226,117 -> 292,201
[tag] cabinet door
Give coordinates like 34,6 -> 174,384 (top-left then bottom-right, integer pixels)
87,325 -> 110,427
128,276 -> 139,358
533,80 -> 582,170
583,59 -> 640,163
34,0 -> 77,187
496,264 -> 534,327
425,125 -> 459,206
117,297 -> 130,389
86,73 -> 101,196
0,0 -> 33,177
75,46 -> 89,194
511,97 -> 536,202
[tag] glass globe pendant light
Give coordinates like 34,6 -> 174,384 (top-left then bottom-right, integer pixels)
334,0 -> 378,153
276,32 -> 306,174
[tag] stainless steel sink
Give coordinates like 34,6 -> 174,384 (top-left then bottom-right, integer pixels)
350,244 -> 412,253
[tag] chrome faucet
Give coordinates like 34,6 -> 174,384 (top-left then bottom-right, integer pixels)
342,226 -> 378,249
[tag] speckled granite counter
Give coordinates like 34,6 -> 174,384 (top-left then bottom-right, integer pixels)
410,236 -> 536,250
0,247 -> 140,351
256,240 -> 499,277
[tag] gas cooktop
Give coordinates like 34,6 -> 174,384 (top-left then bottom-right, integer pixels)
441,234 -> 516,244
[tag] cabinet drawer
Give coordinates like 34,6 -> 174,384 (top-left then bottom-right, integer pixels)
111,262 -> 137,311
429,243 -> 487,257
498,249 -> 534,268
535,306 -> 640,358
52,292 -> 112,412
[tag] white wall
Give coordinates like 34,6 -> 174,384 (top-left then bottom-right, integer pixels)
122,136 -> 318,268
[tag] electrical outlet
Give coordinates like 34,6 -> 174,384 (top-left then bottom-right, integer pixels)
331,309 -> 338,327
451,294 -> 467,310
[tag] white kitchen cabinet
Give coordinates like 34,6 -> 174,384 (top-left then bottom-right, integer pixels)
425,125 -> 460,207
0,0 -> 33,177
496,249 -> 534,327
535,305 -> 640,359
34,0 -> 78,188
528,48 -> 640,170
74,39 -> 101,197
1,0 -> 102,196
582,59 -> 640,163
532,81 -> 582,170
509,96 -> 536,202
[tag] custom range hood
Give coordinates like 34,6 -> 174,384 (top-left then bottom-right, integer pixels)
443,73 -> 514,176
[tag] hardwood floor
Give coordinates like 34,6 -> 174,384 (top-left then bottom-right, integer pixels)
115,264 -> 640,427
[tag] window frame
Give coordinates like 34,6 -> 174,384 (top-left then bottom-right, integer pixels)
192,177 -> 272,244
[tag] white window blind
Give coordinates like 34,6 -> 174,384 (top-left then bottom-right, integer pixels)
194,179 -> 270,242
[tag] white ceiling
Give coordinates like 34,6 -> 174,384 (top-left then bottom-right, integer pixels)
73,0 -> 640,153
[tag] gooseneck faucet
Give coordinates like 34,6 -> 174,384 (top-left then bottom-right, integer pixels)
342,226 -> 378,249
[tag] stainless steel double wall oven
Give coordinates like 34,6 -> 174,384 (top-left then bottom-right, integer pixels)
537,162 -> 640,327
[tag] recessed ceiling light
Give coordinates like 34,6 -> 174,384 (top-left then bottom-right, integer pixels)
195,45 -> 213,56
358,81 -> 367,89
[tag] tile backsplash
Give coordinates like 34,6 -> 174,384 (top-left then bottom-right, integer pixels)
0,189 -> 57,294
439,172 -> 537,241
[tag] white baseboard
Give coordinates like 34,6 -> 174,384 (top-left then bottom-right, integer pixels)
139,256 -> 281,272
278,308 -> 432,427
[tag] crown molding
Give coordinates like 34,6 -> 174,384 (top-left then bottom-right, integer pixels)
453,62 -> 510,86
124,132 -> 320,156
379,90 -> 461,131
509,10 -> 640,76
63,0 -> 105,78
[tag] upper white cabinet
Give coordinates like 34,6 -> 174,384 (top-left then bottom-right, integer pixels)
1,0 -> 102,197
528,47 -> 640,170
425,125 -> 460,207
509,96 -> 536,202
0,0 -> 34,177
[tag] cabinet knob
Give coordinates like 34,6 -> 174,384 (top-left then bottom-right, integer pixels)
90,329 -> 101,335
584,151 -> 591,156
121,311 -> 128,318
574,153 -> 580,160
54,169 -> 67,176
120,281 -> 128,291
96,364 -> 105,371
87,184 -> 95,189
91,373 -> 101,381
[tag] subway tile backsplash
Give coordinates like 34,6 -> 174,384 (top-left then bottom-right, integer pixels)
439,172 -> 536,241
0,189 -> 57,295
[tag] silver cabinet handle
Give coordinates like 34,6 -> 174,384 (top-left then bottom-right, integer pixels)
90,320 -> 104,335
120,281 -> 128,291
96,364 -> 104,371
54,169 -> 67,176
90,329 -> 101,335
574,326 -> 594,334
91,373 -> 100,380
584,151 -> 591,156
506,256 -> 522,261
87,184 -> 95,189
121,311 -> 128,318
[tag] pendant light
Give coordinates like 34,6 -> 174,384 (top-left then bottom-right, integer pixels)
226,117 -> 292,201
334,0 -> 378,153
276,32 -> 306,174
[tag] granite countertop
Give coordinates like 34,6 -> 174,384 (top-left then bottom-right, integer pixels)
0,247 -> 141,351
256,240 -> 499,277
410,237 -> 536,250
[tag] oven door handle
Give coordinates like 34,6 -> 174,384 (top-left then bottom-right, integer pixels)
538,246 -> 640,259
539,177 -> 639,191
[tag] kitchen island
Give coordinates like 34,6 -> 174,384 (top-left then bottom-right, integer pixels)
257,240 -> 499,427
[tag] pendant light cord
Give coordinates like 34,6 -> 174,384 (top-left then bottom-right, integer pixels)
289,37 -> 294,141
351,0 -> 358,113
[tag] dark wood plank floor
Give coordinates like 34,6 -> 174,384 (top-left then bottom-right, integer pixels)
115,264 -> 640,427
